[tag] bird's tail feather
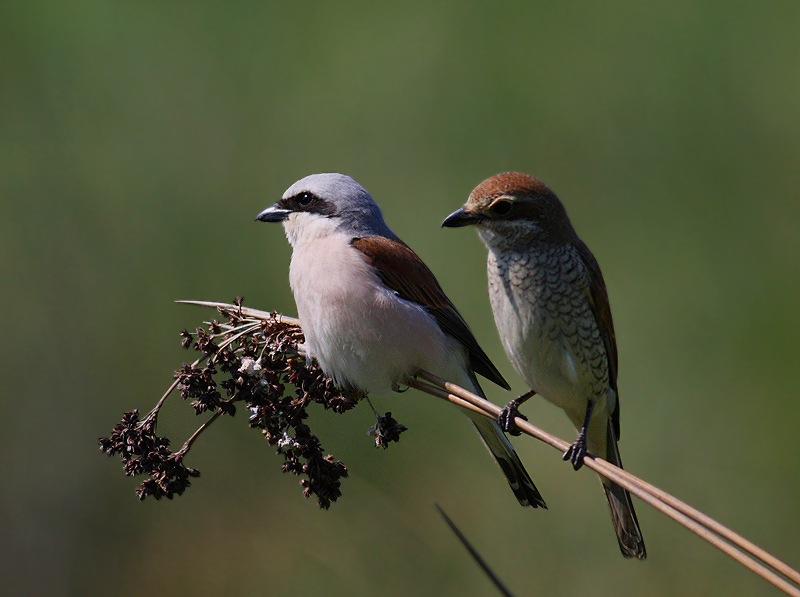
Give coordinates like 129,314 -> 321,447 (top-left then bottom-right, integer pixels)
601,422 -> 646,559
467,413 -> 547,508
458,371 -> 545,508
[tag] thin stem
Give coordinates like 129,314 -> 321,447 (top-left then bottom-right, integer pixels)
215,321 -> 263,351
145,320 -> 258,427
208,320 -> 252,337
180,301 -> 800,597
436,503 -> 515,597
142,354 -> 209,426
175,409 -> 223,458
410,370 -> 800,597
177,300 -> 301,327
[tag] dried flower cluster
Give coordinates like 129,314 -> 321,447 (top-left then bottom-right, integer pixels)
99,299 -> 406,508
368,411 -> 408,448
98,410 -> 199,500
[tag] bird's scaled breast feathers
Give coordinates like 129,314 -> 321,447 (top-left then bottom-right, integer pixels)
487,247 -> 610,411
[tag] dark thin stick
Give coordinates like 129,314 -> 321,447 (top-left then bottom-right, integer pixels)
175,409 -> 223,458
435,504 -> 514,597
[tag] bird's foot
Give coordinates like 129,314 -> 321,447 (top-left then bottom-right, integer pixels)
563,432 -> 588,471
498,392 -> 534,436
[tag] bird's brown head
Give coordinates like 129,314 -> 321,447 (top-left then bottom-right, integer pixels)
442,172 -> 576,246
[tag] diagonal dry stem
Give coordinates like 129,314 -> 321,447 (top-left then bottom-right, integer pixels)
179,301 -> 800,597
177,300 -> 301,327
175,409 -> 223,458
410,370 -> 800,597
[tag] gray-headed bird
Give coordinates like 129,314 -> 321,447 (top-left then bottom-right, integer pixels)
257,173 -> 546,508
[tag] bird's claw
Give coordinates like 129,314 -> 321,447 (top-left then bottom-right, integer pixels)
498,400 -> 529,436
563,434 -> 588,470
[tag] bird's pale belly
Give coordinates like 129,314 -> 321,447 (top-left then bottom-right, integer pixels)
290,235 -> 466,394
491,278 -> 608,417
505,317 -> 589,409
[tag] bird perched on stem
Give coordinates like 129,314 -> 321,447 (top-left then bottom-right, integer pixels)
256,173 -> 546,508
442,172 -> 646,558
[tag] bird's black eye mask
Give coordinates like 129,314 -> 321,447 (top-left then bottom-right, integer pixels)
280,192 -> 337,217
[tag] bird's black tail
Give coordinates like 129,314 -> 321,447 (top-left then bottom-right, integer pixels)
467,414 -> 548,508
601,421 -> 646,559
464,372 -> 546,508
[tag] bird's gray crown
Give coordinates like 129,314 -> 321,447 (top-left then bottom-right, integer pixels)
282,173 -> 398,239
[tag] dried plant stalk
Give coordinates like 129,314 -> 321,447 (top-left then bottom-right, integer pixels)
99,299 -> 406,509
410,370 -> 800,597
100,299 -> 800,597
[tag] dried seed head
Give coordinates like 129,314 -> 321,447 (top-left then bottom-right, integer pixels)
100,299 -> 388,509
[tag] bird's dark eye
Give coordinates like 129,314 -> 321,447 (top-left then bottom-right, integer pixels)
296,192 -> 315,207
490,200 -> 512,216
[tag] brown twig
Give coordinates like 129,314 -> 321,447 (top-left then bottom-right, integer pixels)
178,301 -> 800,597
174,409 -> 224,458
410,370 -> 800,597
176,300 -> 301,327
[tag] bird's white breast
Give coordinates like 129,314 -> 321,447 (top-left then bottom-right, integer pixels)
287,226 -> 468,395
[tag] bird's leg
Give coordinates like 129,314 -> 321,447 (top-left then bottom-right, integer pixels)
498,388 -> 537,436
563,399 -> 595,471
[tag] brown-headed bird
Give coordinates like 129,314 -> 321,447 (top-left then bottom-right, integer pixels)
443,172 -> 646,558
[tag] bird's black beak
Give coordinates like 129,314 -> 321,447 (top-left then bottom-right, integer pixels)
255,203 -> 292,222
442,207 -> 483,228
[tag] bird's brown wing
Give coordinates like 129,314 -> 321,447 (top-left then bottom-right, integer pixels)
351,236 -> 510,390
575,240 -> 620,438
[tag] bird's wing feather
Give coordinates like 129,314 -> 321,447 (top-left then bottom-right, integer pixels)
575,240 -> 620,438
351,236 -> 510,390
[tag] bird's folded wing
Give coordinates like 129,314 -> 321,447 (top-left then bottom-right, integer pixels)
351,236 -> 510,390
575,239 -> 621,437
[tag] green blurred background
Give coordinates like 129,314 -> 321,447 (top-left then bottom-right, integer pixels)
2,1 -> 799,595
